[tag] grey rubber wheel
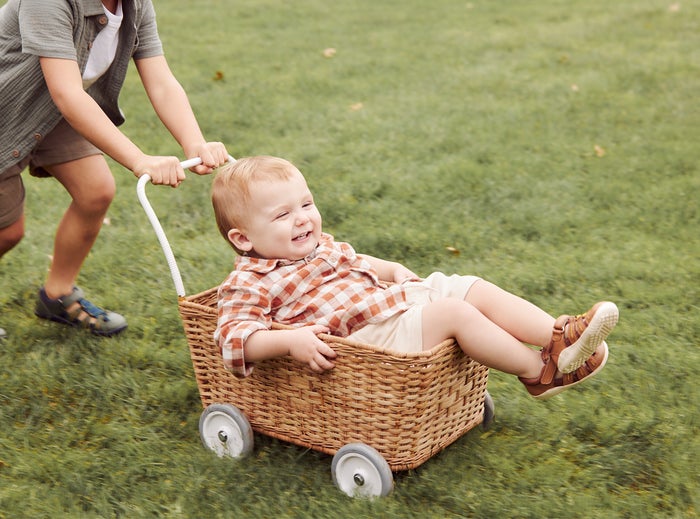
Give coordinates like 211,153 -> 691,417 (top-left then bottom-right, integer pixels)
331,443 -> 394,498
199,403 -> 253,458
482,390 -> 495,430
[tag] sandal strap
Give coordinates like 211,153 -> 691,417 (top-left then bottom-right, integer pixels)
561,310 -> 594,347
539,314 -> 570,384
520,343 -> 605,388
561,349 -> 605,385
64,295 -> 109,320
63,296 -> 110,331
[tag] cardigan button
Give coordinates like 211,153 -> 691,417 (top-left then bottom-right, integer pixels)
98,15 -> 108,25
12,150 -> 20,158
34,133 -> 42,141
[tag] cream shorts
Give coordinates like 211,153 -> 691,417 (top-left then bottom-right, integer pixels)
0,118 -> 102,228
346,272 -> 481,353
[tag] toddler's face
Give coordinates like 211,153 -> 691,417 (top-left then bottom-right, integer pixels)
236,170 -> 322,260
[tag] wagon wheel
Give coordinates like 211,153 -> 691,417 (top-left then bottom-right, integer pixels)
199,403 -> 254,458
331,443 -> 394,498
481,390 -> 495,430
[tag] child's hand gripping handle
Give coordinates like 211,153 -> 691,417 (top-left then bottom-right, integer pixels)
137,155 -> 235,297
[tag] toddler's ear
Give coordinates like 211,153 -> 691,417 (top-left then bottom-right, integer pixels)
227,228 -> 252,252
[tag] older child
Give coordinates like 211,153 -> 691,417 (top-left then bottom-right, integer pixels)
0,0 -> 228,336
211,156 -> 619,400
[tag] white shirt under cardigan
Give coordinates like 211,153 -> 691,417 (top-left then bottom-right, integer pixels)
83,1 -> 123,89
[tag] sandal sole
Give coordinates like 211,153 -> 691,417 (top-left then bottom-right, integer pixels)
35,312 -> 128,337
557,301 -> 618,374
535,341 -> 609,400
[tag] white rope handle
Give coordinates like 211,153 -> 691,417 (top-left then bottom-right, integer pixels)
136,155 -> 235,297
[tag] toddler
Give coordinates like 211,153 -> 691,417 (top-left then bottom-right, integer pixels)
211,156 -> 619,400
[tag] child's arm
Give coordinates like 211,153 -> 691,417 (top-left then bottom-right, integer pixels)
39,57 -> 187,185
134,55 -> 228,175
244,326 -> 337,373
359,254 -> 421,284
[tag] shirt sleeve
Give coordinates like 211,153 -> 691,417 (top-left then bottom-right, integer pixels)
18,0 -> 80,60
215,273 -> 272,378
133,0 -> 164,60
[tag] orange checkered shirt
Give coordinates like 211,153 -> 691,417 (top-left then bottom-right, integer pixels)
214,233 -> 410,377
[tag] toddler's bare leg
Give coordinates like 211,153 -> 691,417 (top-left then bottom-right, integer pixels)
464,279 -> 554,348
421,298 -> 544,379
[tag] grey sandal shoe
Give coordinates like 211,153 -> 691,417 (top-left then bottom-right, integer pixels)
35,286 -> 127,336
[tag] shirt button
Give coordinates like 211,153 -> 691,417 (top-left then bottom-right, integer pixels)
98,15 -> 108,25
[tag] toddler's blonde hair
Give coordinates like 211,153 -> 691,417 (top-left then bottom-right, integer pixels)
211,155 -> 299,252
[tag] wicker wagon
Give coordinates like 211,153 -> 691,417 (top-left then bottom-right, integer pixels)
138,159 -> 495,498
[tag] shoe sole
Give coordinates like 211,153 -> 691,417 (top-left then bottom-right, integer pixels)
35,311 -> 128,337
535,341 -> 609,400
557,301 -> 618,374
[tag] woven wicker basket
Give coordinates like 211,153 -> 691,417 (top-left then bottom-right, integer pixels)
179,286 -> 490,472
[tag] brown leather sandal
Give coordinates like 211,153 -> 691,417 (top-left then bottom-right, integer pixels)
553,301 -> 618,374
519,341 -> 608,400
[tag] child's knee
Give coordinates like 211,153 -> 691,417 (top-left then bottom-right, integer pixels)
80,182 -> 116,213
0,218 -> 24,254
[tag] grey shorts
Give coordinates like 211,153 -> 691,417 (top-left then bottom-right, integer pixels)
0,118 -> 102,228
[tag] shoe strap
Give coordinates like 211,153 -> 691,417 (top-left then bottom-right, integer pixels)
56,286 -> 85,308
75,297 -> 108,319
57,287 -> 108,320
539,315 -> 570,384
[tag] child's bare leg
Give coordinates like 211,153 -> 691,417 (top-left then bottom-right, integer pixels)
44,155 -> 115,298
464,279 -> 554,348
32,155 -> 127,336
421,298 -> 544,379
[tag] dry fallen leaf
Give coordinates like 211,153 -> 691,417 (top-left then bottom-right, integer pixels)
350,102 -> 364,111
322,48 -> 337,58
594,145 -> 606,157
445,246 -> 461,256
570,84 -> 579,92
669,3 -> 681,12
103,217 -> 111,225
212,70 -> 224,81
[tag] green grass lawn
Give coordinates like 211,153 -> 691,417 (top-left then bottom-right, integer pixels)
1,0 -> 698,517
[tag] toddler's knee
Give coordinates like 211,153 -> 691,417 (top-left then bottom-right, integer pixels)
428,297 -> 476,322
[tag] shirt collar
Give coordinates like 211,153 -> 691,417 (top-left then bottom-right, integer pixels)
233,233 -> 333,273
85,0 -> 109,16
235,243 -> 320,273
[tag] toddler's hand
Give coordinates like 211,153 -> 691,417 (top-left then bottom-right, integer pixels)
287,325 -> 337,373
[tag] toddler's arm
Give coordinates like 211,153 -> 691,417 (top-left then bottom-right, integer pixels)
359,254 -> 421,283
245,325 -> 337,373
